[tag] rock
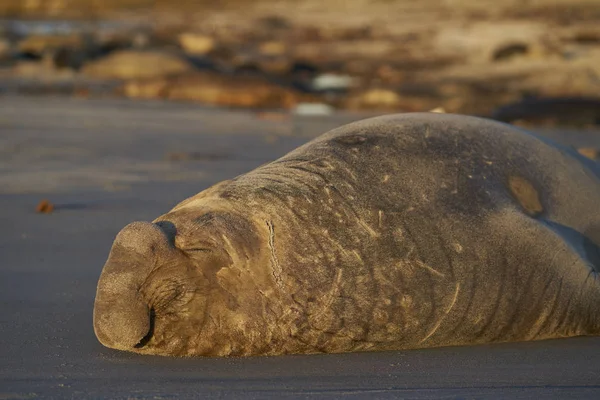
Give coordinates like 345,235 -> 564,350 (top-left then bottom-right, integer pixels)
15,32 -> 91,69
36,199 -> 54,214
345,88 -> 401,109
167,73 -> 297,108
204,45 -> 238,70
243,15 -> 293,41
131,32 -> 151,49
311,73 -> 355,92
82,50 -> 194,80
492,97 -> 600,127
560,23 -> 600,45
294,40 -> 395,63
12,60 -> 76,79
293,102 -> 334,116
178,33 -> 215,55
334,25 -> 375,41
12,60 -> 47,76
17,33 -> 86,57
255,56 -> 291,75
211,48 -> 290,76
432,79 -> 521,116
123,72 -> 299,109
92,30 -> 133,54
206,41 -> 289,76
518,62 -> 600,98
293,26 -> 323,42
256,15 -> 292,31
492,43 -> 530,62
375,64 -> 404,84
422,51 -> 600,115
0,38 -> 13,61
577,148 -> 600,161
122,77 -> 169,99
288,60 -> 320,76
258,41 -> 287,56
53,46 -> 88,69
342,59 -> 376,77
434,21 -> 551,63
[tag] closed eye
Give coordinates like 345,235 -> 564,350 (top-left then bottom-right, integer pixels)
184,248 -> 213,253
179,247 -> 213,260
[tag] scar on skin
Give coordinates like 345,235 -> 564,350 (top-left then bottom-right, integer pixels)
266,220 -> 284,289
221,234 -> 234,254
352,250 -> 363,263
313,268 -> 343,320
414,260 -> 445,278
420,282 -> 460,343
508,175 -> 543,216
357,218 -> 379,238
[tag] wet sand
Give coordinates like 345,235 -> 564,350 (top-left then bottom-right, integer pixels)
1,96 -> 599,399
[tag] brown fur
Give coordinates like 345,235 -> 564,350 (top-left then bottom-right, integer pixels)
94,113 -> 600,357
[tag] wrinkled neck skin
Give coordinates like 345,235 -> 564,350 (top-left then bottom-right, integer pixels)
154,206 -> 299,357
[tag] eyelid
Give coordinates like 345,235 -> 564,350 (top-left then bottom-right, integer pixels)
174,235 -> 214,253
184,248 -> 213,253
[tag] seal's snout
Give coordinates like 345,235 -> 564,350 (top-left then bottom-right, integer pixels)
93,221 -> 169,351
94,296 -> 151,350
114,221 -> 175,254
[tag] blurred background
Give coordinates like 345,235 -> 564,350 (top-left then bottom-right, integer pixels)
1,0 -> 600,127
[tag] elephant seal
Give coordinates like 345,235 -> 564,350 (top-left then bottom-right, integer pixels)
93,113 -> 600,357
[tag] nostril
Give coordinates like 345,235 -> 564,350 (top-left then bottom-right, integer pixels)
154,220 -> 177,247
135,308 -> 156,348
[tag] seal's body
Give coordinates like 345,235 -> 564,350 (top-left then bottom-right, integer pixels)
94,113 -> 600,357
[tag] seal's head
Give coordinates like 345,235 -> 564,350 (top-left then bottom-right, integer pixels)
93,210 -> 276,357
93,220 -> 223,356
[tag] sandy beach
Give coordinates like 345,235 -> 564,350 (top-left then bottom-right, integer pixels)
0,95 -> 599,398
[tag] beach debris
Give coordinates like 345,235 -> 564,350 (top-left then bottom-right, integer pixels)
0,38 -> 13,61
345,88 -> 401,109
82,50 -> 194,80
258,41 -> 287,56
293,103 -> 334,116
311,74 -> 355,92
577,147 -> 600,161
17,33 -> 86,57
35,199 -> 54,214
178,33 -> 215,55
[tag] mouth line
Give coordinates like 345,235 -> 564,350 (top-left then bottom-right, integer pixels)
135,307 -> 155,349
